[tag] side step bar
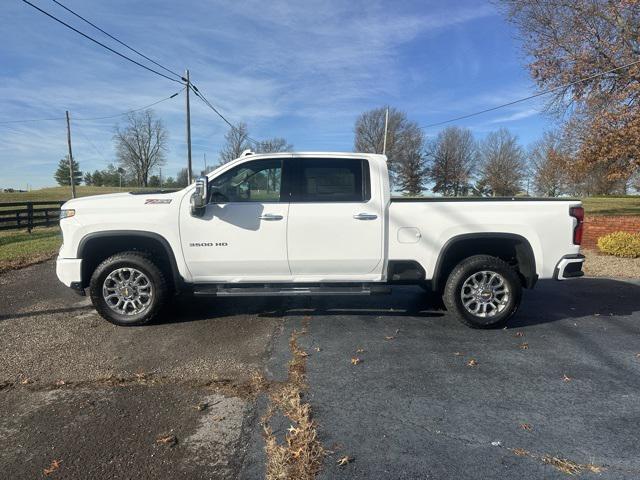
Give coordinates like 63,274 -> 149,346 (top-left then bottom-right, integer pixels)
193,283 -> 392,297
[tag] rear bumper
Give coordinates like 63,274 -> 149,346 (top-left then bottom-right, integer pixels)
554,254 -> 585,280
56,256 -> 82,287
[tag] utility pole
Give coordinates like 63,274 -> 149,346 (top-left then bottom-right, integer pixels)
382,106 -> 389,155
65,110 -> 76,198
159,167 -> 163,188
184,69 -> 193,184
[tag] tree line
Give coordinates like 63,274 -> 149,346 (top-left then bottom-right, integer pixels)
55,0 -> 638,196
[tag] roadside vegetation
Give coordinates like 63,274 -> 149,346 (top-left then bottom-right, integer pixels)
0,227 -> 61,273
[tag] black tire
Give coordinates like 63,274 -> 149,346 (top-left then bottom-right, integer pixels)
89,251 -> 168,326
443,255 -> 522,329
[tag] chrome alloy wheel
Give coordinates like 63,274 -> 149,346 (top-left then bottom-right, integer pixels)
460,270 -> 510,318
102,267 -> 153,316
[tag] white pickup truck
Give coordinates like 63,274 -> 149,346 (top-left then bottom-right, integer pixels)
56,151 -> 585,328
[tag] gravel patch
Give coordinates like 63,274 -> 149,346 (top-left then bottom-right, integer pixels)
583,249 -> 640,278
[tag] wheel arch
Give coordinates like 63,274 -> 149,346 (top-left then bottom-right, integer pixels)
77,231 -> 183,291
431,233 -> 537,292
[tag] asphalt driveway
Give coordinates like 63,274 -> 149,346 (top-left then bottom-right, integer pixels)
1,261 -> 639,479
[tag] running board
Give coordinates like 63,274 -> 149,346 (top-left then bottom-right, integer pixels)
192,283 -> 392,297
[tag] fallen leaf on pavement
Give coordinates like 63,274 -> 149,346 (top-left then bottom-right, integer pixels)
351,357 -> 362,365
356,348 -> 365,354
20,378 -> 32,385
315,347 -> 321,352
212,415 -> 225,422
384,335 -> 396,341
467,359 -> 478,367
514,332 -> 524,337
520,423 -> 533,431
511,448 -> 529,457
519,343 -> 529,350
453,352 -> 463,356
195,402 -> 208,411
562,374 -> 571,382
43,459 -> 61,475
299,351 -> 309,357
55,380 -> 65,386
156,434 -> 178,446
337,456 -> 354,466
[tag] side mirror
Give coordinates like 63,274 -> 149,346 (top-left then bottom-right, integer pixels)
190,177 -> 208,217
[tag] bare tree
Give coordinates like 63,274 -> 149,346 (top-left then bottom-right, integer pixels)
396,124 -> 427,195
255,137 -> 293,153
428,126 -> 477,196
528,131 -> 569,197
219,122 -> 251,164
114,110 -> 167,187
354,106 -> 425,189
479,128 -> 525,196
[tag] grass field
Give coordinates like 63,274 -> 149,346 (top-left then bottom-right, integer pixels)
0,185 -> 156,202
0,227 -> 61,273
580,196 -> 640,216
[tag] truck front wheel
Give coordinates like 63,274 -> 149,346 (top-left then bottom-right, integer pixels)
443,255 -> 522,329
89,252 -> 168,326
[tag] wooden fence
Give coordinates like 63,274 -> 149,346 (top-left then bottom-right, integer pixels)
0,201 -> 66,232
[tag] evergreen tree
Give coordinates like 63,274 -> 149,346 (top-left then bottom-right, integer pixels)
54,155 -> 82,186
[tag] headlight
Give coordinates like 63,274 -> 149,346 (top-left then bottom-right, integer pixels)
59,209 -> 76,220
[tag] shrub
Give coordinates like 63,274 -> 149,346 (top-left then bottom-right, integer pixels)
597,231 -> 640,258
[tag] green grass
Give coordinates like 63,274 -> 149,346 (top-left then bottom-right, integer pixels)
0,185 -> 159,203
0,226 -> 62,272
580,196 -> 640,216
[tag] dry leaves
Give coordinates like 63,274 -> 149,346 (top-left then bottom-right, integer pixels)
43,459 -> 61,476
514,332 -> 524,337
466,359 -> 478,367
195,402 -> 208,411
520,423 -> 533,431
351,357 -> 362,366
519,343 -> 529,350
54,380 -> 66,387
155,434 -> 178,447
384,335 -> 396,341
337,455 -> 354,466
509,448 -> 605,475
315,347 -> 321,352
356,348 -> 365,354
562,374 -> 572,382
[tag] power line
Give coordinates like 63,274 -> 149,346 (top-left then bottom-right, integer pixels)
75,89 -> 183,121
421,59 -> 640,129
20,0 -> 181,84
189,84 -> 261,145
0,90 -> 182,125
50,0 -> 182,80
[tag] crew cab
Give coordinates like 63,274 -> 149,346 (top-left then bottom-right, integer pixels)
56,151 -> 585,328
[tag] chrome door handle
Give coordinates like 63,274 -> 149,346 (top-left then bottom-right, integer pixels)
353,213 -> 377,220
258,213 -> 283,221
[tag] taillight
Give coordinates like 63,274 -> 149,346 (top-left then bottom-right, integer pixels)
570,206 -> 584,245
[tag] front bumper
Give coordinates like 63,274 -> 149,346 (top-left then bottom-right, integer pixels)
56,256 -> 82,287
554,254 -> 585,280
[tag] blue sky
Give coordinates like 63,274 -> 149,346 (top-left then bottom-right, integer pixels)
0,0 -> 553,189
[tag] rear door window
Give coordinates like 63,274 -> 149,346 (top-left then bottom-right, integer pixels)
290,158 -> 370,202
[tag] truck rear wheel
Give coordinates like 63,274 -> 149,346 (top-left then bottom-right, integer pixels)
89,252 -> 167,326
443,255 -> 522,329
